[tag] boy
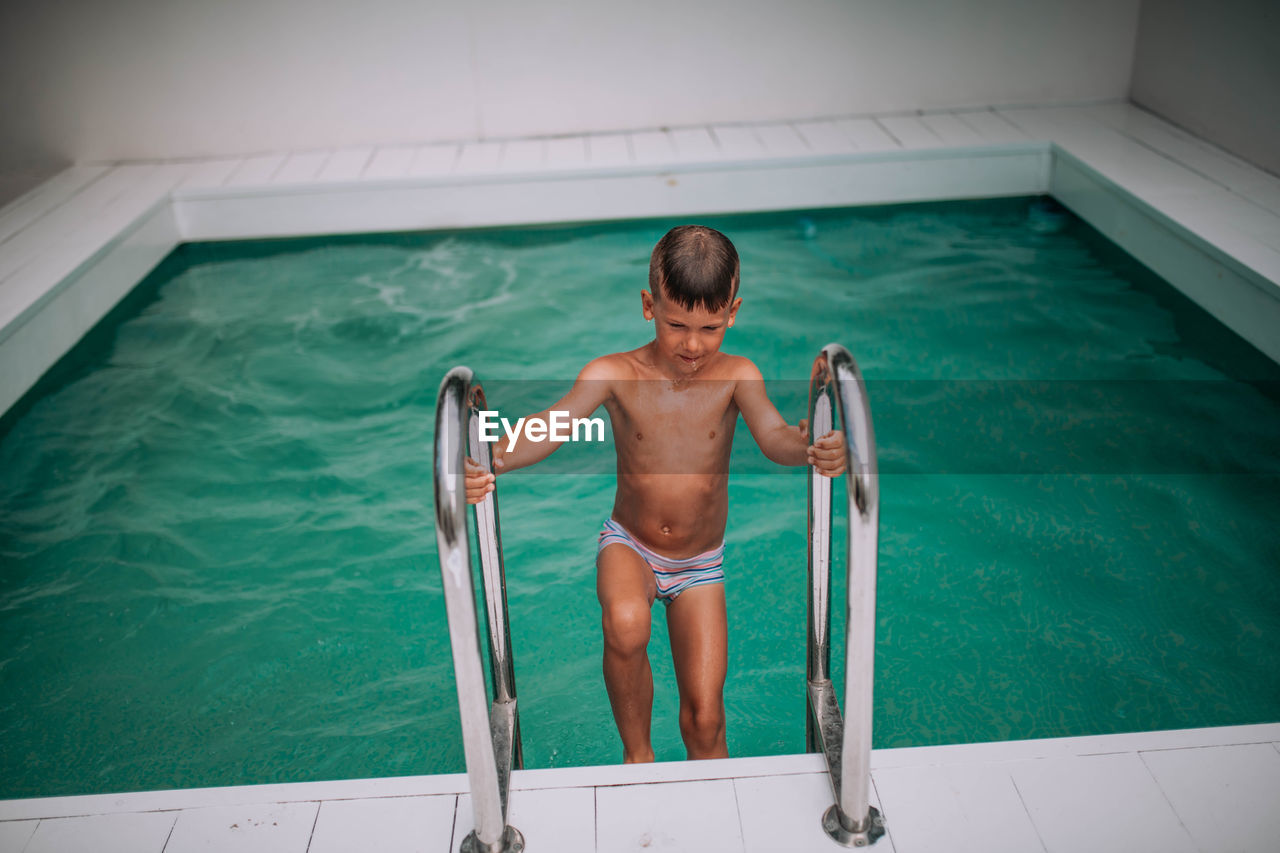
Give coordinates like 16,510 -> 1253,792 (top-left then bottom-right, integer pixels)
464,225 -> 845,762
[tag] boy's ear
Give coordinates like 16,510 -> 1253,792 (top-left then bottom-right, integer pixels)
641,289 -> 656,321
727,296 -> 742,327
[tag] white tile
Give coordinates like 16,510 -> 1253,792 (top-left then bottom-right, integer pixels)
62,163 -> 149,208
71,165 -> 183,248
833,118 -> 899,152
1093,142 -> 1225,199
363,146 -> 418,180
1024,107 -> 1219,199
544,136 -> 589,169
735,771 -> 893,853
308,795 -> 456,853
272,151 -> 329,184
87,162 -> 187,211
317,147 -> 374,181
1141,744 -> 1280,853
585,133 -> 632,167
177,158 -> 244,190
1235,178 -> 1280,218
1154,189 -> 1280,255
994,107 -> 1065,142
1011,753 -> 1197,853
754,123 -> 810,157
668,128 -> 720,161
455,787 -> 594,853
792,120 -> 858,155
0,772 -> 474,823
164,802 -> 319,853
0,165 -> 107,244
950,110 -> 1029,145
499,138 -> 546,172
24,811 -> 175,853
0,237 -> 91,328
1081,103 -> 1279,201
709,125 -> 764,160
0,820 -> 40,853
133,161 -> 193,195
596,779 -> 742,853
918,112 -> 986,147
0,164 -> 150,279
0,164 -> 177,285
224,153 -> 286,187
876,116 -> 944,150
630,130 -> 675,165
407,143 -> 459,177
455,141 -> 503,174
873,762 -> 1040,853
512,754 -> 825,793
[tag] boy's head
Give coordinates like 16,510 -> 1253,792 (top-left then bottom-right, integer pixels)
642,225 -> 742,373
648,225 -> 740,311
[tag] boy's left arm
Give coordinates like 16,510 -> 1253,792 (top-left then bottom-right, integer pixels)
733,359 -> 845,477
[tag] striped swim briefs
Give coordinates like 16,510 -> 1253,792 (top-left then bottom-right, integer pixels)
597,517 -> 725,604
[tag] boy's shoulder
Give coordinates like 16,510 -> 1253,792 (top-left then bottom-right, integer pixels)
714,352 -> 764,381
578,350 -> 642,382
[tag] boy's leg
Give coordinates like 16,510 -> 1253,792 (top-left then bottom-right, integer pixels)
596,543 -> 658,763
665,583 -> 729,759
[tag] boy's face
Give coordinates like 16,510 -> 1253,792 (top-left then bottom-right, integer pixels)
642,287 -> 742,375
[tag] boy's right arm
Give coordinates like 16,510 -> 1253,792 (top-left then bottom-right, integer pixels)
463,357 -> 618,504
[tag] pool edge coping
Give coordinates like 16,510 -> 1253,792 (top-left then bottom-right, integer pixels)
2,722 -> 1277,822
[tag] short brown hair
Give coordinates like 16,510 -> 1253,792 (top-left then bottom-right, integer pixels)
648,225 -> 740,311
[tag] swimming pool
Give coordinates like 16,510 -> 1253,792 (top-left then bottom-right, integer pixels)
1,197 -> 1277,800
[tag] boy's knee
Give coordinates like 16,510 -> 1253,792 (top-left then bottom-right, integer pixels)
681,700 -> 725,742
602,600 -> 650,655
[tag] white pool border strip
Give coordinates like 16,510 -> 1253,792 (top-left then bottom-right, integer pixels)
2,723 -> 1278,853
0,721 -> 1275,820
3,101 -> 1280,422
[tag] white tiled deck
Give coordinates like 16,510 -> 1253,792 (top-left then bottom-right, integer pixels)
2,103 -> 1279,851
2,724 -> 1278,852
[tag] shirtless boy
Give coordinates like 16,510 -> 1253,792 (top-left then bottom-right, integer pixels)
464,225 -> 845,763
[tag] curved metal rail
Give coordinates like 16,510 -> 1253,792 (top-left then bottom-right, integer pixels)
806,344 -> 886,847
434,366 -> 524,853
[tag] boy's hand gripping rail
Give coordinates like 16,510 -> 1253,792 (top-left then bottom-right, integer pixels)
434,367 -> 525,853
806,344 -> 886,847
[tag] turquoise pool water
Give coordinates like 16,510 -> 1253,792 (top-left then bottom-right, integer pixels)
1,198 -> 1277,799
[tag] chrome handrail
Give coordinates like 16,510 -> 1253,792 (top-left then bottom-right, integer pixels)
806,344 -> 886,847
434,366 -> 524,853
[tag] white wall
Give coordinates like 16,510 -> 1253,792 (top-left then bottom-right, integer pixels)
1130,0 -> 1280,176
0,1 -> 1140,190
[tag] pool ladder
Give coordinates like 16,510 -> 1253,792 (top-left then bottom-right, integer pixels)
433,368 -> 524,853
432,343 -> 884,851
805,344 -> 886,846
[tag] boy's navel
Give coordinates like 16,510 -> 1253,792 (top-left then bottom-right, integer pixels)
709,430 -> 716,439
661,525 -> 671,535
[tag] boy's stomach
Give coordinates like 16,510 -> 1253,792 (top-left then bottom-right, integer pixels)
610,472 -> 730,557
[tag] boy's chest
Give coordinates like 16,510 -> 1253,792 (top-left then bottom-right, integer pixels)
607,381 -> 738,438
